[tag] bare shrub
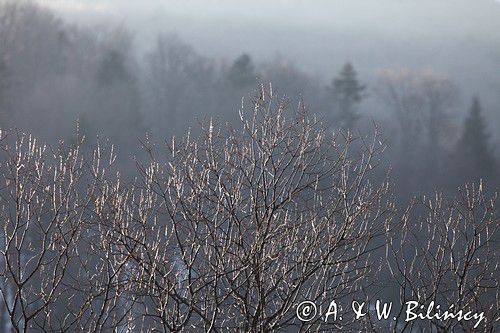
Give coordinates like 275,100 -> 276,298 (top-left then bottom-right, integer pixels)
0,131 -> 132,332
387,183 -> 499,332
0,88 -> 496,332
117,87 -> 395,331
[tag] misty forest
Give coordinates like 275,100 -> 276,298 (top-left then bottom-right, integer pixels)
0,1 -> 498,332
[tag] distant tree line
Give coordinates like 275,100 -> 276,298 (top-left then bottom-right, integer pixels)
1,3 -> 497,199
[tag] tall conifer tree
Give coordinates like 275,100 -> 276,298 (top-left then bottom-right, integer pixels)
329,63 -> 365,128
459,96 -> 496,181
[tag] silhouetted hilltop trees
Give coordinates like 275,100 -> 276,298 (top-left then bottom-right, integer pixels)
328,62 -> 365,129
0,1 -> 497,197
456,96 -> 497,183
227,53 -> 257,88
